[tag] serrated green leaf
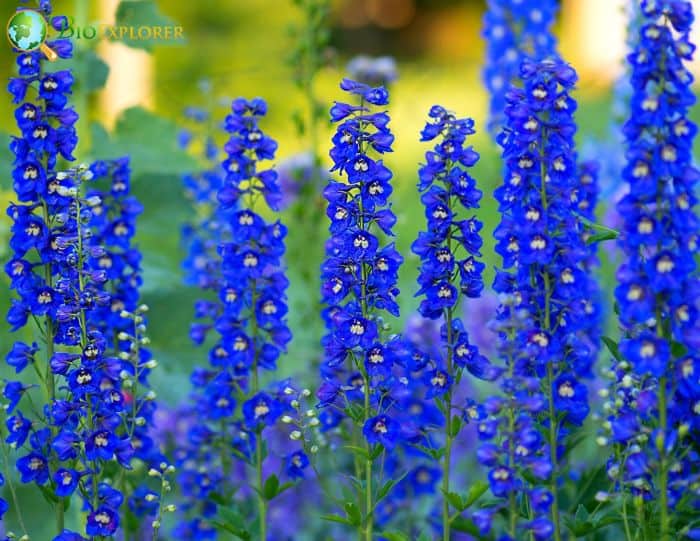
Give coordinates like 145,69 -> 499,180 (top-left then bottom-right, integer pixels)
574,503 -> 590,522
602,336 -> 622,362
81,50 -> 109,92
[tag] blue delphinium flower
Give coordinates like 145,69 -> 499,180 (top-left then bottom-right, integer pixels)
85,158 -> 170,534
482,0 -> 558,134
476,58 -> 600,540
411,106 -> 497,539
318,78 -> 402,539
598,2 -> 700,538
180,103 -> 231,293
4,3 -> 163,538
175,98 -> 302,541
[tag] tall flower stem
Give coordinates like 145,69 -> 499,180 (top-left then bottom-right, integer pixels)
539,125 -> 561,541
441,311 -> 453,541
251,285 -> 267,541
658,376 -> 669,541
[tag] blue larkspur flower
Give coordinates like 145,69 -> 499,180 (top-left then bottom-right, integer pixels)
475,57 -> 600,539
482,0 -> 559,134
175,98 -> 301,538
599,0 -> 700,524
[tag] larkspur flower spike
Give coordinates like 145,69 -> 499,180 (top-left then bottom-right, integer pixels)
319,78 -> 402,539
600,2 -> 700,538
478,57 -> 600,540
482,0 -> 559,134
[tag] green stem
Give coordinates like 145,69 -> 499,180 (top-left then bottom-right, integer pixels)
442,306 -> 454,541
364,388 -> 373,541
538,125 -> 561,541
250,283 -> 267,541
658,377 -> 669,541
256,433 -> 266,541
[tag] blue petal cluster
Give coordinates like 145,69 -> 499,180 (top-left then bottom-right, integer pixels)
601,0 -> 700,514
318,79 -> 403,446
476,59 -> 600,539
180,105 -> 231,291
4,5 -> 162,538
482,0 -> 558,134
86,158 -> 167,526
175,98 -> 298,537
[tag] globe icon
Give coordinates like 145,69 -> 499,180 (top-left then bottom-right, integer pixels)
7,9 -> 47,52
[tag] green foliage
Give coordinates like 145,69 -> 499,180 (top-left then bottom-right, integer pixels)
262,474 -> 295,501
90,107 -> 197,175
115,0 -> 185,50
211,505 -> 252,541
602,336 -> 623,362
54,49 -> 109,93
564,504 -> 621,537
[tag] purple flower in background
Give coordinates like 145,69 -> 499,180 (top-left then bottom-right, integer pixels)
346,55 -> 398,87
482,0 -> 559,134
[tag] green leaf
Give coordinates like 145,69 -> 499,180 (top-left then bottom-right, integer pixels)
587,231 -> 618,244
81,50 -> 109,92
370,445 -> 384,461
210,521 -> 252,540
376,473 -> 406,504
671,340 -> 688,358
344,501 -> 362,526
320,514 -> 352,526
449,415 -> 463,438
451,516 -> 480,536
462,480 -> 489,509
602,336 -> 623,362
577,214 -> 620,244
382,533 -> 409,541
89,108 -> 198,175
444,490 -> 464,511
263,474 -> 280,501
53,49 -> 109,92
343,445 -> 369,460
114,0 -> 185,50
